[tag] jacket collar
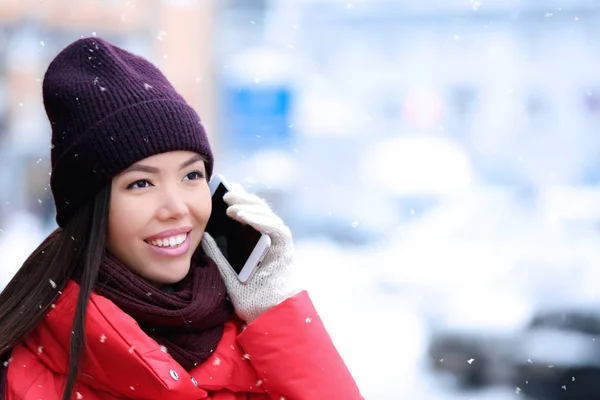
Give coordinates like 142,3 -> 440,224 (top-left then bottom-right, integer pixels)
22,280 -> 264,398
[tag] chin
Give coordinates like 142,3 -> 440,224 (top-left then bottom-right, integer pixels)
150,264 -> 191,285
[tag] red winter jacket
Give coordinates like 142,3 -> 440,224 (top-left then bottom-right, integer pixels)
5,281 -> 362,399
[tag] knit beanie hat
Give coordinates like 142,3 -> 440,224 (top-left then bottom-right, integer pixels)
43,37 -> 213,227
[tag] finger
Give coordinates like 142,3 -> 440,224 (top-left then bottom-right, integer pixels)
235,211 -> 292,242
226,204 -> 284,223
226,205 -> 287,234
223,191 -> 269,208
224,181 -> 247,195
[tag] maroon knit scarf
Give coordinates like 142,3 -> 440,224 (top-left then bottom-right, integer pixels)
94,251 -> 233,370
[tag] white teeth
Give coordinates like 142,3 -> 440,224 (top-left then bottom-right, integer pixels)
147,233 -> 187,248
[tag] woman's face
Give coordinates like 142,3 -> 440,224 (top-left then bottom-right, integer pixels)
107,151 -> 211,285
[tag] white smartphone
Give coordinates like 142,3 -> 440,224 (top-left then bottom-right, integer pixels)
206,174 -> 272,283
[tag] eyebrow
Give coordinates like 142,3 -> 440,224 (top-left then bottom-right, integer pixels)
124,154 -> 206,174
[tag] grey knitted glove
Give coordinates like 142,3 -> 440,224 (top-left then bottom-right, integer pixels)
201,186 -> 299,323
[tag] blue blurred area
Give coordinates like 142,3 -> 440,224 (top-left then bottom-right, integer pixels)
222,85 -> 294,150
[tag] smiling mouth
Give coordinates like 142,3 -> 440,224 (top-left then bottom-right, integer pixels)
144,233 -> 188,248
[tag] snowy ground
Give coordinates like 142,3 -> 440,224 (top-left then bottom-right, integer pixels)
294,238 -> 530,400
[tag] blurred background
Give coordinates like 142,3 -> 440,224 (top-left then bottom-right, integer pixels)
3,0 -> 600,398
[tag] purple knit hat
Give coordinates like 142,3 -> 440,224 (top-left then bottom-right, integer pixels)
43,37 -> 213,227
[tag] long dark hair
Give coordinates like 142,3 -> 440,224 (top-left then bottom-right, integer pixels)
0,185 -> 110,400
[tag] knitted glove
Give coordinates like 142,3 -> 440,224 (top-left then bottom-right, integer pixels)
201,185 -> 300,323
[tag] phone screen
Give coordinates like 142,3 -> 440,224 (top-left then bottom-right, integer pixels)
205,183 -> 263,274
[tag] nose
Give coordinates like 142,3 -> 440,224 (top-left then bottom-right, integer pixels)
156,189 -> 189,221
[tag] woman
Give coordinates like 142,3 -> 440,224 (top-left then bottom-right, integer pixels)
0,37 -> 362,399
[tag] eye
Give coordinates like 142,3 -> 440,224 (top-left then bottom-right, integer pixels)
127,179 -> 152,190
183,171 -> 204,181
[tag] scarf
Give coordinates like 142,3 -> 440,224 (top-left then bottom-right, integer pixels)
94,250 -> 233,370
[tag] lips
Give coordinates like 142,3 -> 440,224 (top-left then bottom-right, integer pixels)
144,227 -> 192,257
145,233 -> 188,248
144,226 -> 192,243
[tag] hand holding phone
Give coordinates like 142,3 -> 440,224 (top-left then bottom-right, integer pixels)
205,175 -> 271,283
201,175 -> 299,322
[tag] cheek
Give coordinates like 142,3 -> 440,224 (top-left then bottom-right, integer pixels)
106,192 -> 144,251
107,200 -> 125,255
198,192 -> 213,224
190,189 -> 212,228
